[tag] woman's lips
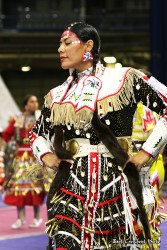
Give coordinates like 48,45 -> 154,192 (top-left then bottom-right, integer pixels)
60,57 -> 67,61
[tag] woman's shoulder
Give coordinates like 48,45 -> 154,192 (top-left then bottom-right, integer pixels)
97,67 -> 138,114
98,67 -> 132,98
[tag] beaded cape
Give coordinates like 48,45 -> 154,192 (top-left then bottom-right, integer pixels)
44,64 -> 134,128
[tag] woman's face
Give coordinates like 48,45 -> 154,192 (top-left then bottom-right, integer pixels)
25,96 -> 39,113
58,30 -> 93,72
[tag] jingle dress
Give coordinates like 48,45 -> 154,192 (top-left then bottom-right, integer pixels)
30,64 -> 167,250
1,112 -> 45,207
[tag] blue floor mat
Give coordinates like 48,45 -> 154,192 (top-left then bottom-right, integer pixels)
0,234 -> 48,250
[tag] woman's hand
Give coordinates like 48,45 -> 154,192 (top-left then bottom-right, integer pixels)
129,150 -> 151,171
41,153 -> 73,171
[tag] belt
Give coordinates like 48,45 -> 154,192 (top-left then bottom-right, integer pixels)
65,136 -> 132,158
18,147 -> 32,152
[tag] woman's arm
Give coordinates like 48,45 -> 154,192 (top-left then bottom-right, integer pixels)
29,105 -> 57,167
129,69 -> 167,169
29,105 -> 73,170
1,118 -> 16,142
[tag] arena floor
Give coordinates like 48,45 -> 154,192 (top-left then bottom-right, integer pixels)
0,195 -> 166,250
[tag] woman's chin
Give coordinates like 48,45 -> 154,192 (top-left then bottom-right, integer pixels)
61,66 -> 70,70
60,62 -> 71,70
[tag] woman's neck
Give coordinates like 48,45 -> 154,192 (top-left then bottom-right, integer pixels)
24,110 -> 35,116
75,61 -> 93,73
77,66 -> 93,75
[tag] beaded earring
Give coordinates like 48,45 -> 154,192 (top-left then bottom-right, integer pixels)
82,51 -> 93,62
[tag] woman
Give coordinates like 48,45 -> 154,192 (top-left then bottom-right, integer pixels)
30,22 -> 167,250
1,95 -> 45,229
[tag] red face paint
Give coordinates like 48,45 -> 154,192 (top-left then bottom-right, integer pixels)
61,29 -> 80,40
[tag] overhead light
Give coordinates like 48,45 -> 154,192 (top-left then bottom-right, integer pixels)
115,63 -> 122,69
104,56 -> 116,64
21,66 -> 31,72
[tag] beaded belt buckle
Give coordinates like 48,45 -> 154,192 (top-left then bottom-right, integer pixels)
22,138 -> 30,144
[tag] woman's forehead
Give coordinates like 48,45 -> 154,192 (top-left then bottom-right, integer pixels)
61,29 -> 79,40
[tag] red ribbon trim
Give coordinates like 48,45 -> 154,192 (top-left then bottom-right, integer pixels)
55,214 -> 82,230
97,194 -> 122,207
60,187 -> 85,202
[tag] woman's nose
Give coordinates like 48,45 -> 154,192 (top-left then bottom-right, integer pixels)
58,44 -> 64,53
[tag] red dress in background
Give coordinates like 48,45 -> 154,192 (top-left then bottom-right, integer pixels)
1,112 -> 45,207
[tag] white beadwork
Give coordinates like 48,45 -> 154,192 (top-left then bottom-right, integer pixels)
86,133 -> 91,138
153,102 -> 157,107
105,119 -> 110,125
136,84 -> 140,90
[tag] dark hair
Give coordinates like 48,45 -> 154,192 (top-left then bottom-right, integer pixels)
65,22 -> 101,74
22,94 -> 36,107
138,69 -> 152,78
